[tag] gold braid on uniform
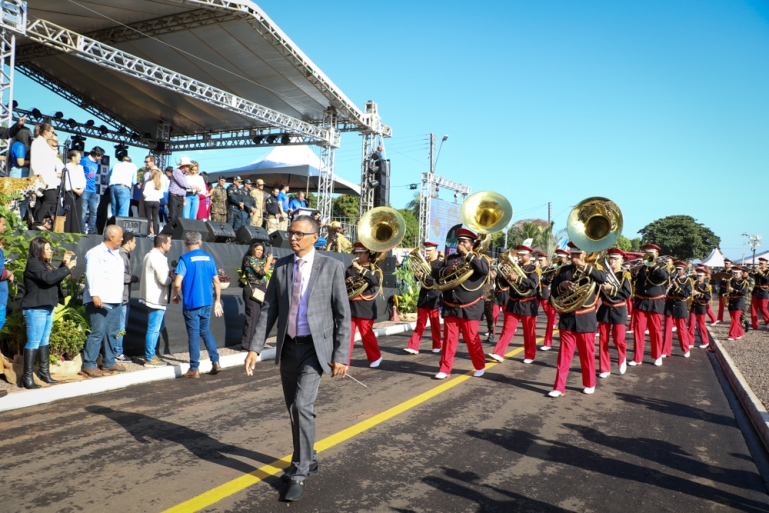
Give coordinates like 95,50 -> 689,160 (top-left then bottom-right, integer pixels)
460,254 -> 491,292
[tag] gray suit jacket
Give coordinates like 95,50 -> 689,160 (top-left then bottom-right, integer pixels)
248,251 -> 351,373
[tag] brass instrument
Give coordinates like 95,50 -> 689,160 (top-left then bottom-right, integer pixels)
551,197 -> 624,314
432,191 -> 513,292
496,249 -> 532,295
347,207 -> 406,299
407,247 -> 435,289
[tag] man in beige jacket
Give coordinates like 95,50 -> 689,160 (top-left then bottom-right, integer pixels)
139,234 -> 174,366
250,178 -> 265,228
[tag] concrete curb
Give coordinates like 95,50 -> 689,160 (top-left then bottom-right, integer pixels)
0,321 -> 422,413
710,329 -> 769,453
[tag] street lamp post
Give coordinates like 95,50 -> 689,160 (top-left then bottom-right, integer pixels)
748,234 -> 762,266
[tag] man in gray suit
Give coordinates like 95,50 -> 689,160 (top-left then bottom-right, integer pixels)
245,215 -> 350,502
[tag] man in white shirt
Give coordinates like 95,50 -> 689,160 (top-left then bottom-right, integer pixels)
82,225 -> 126,377
109,155 -> 138,217
140,234 -> 174,366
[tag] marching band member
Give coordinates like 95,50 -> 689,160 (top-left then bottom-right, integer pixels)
726,266 -> 749,340
662,261 -> 692,358
596,248 -> 631,378
716,259 -> 733,324
629,243 -> 669,367
536,252 -> 558,351
482,267 -> 496,342
701,268 -> 718,324
750,257 -> 769,330
404,242 -> 443,354
488,245 -> 540,364
346,242 -> 382,367
690,269 -> 713,348
548,242 -> 606,397
488,266 -> 509,343
435,228 -> 489,379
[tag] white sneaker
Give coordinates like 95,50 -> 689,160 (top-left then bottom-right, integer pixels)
583,387 -> 595,394
473,369 -> 485,377
711,320 -> 720,326
661,354 -> 667,358
540,345 -> 551,351
523,359 -> 534,364
626,330 -> 634,334
699,343 -> 709,349
654,358 -> 662,366
619,361 -> 627,374
432,348 -> 442,353
628,360 -> 641,366
547,390 -> 562,398
645,330 -> 649,334
672,327 -> 677,332
370,357 -> 382,368
727,338 -> 735,341
434,372 -> 448,379
684,351 -> 690,358
599,372 -> 610,379
403,348 -> 418,355
488,353 -> 504,363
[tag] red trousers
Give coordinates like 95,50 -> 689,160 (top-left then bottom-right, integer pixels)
629,307 -> 638,333
552,330 -> 596,393
690,313 -> 710,347
751,298 -> 769,329
349,317 -> 381,365
407,307 -> 442,351
491,304 -> 502,334
717,296 -> 726,322
598,322 -> 626,374
539,299 -> 557,347
627,298 -> 633,317
706,303 -> 716,323
439,317 -> 486,374
728,310 -> 745,339
663,316 -> 690,356
492,312 -> 538,360
633,310 -> 663,362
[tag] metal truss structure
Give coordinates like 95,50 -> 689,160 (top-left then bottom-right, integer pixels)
418,173 -> 471,246
0,0 -> 389,223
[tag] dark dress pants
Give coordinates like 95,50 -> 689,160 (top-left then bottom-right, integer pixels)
63,192 -> 83,233
241,287 -> 262,349
279,338 -> 322,481
168,194 -> 184,224
34,189 -> 58,223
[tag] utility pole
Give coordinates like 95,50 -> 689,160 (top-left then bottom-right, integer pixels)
547,201 -> 552,256
429,133 -> 435,173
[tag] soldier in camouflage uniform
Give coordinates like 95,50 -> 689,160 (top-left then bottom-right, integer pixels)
210,176 -> 228,222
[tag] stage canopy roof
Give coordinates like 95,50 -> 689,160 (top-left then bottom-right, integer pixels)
17,0 -> 376,140
208,146 -> 361,195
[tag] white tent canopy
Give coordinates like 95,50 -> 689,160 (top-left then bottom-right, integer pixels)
208,146 -> 361,196
697,248 -> 726,267
732,249 -> 769,265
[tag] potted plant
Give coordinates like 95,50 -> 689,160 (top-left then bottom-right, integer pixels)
218,268 -> 231,289
394,266 -> 419,322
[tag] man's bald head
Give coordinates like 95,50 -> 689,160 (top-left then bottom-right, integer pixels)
104,225 -> 124,250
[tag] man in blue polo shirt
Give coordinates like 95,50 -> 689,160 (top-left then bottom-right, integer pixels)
277,182 -> 290,231
172,231 -> 224,378
80,146 -> 105,234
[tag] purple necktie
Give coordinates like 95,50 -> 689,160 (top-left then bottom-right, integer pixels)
287,259 -> 306,338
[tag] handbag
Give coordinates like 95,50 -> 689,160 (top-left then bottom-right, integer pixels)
251,285 -> 265,303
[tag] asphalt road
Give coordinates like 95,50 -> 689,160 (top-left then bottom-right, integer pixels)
3,320 -> 769,513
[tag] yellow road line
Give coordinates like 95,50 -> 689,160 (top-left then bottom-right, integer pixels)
163,333 -> 555,513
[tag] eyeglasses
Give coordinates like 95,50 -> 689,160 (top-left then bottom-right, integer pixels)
286,230 -> 317,240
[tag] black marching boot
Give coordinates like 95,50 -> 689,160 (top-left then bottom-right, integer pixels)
22,349 -> 41,389
37,345 -> 58,384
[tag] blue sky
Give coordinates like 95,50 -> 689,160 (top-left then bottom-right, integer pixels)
12,0 -> 769,259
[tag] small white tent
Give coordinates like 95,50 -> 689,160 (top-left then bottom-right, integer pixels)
733,249 -> 769,265
698,248 -> 726,267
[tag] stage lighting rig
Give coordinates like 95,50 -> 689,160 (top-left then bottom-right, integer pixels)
72,135 -> 86,152
115,144 -> 128,160
281,134 -> 291,145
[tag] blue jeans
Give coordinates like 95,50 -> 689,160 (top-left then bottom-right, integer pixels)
145,308 -> 166,361
183,193 -> 199,219
0,304 -> 6,332
111,186 -> 131,217
81,190 -> 99,234
23,307 -> 54,349
183,305 -> 219,370
9,166 -> 28,178
83,302 -> 121,369
114,303 -> 130,355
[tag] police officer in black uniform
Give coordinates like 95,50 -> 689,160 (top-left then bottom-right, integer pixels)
226,176 -> 246,230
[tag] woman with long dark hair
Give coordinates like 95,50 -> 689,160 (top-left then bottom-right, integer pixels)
20,237 -> 76,389
240,242 -> 273,348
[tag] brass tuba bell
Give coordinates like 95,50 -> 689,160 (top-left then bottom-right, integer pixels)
348,207 -> 406,299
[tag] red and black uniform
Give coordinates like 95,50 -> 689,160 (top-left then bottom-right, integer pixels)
597,269 -> 632,374
631,263 -> 670,363
347,264 -> 381,365
407,259 -> 443,352
717,267 -> 733,322
750,268 -> 769,329
539,268 -> 558,348
663,276 -> 692,356
492,275 -> 509,335
550,263 -> 606,393
491,264 -> 540,360
438,252 -> 489,375
689,280 -> 712,347
727,277 -> 750,340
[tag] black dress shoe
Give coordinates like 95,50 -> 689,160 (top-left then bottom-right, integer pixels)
281,461 -> 319,482
486,334 -> 495,343
284,480 -> 305,502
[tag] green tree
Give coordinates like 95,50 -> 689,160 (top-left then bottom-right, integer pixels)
629,238 -> 641,252
332,194 -> 360,218
615,235 -> 632,252
638,215 -> 720,261
505,219 -> 554,252
404,192 -> 420,218
398,209 -> 419,248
